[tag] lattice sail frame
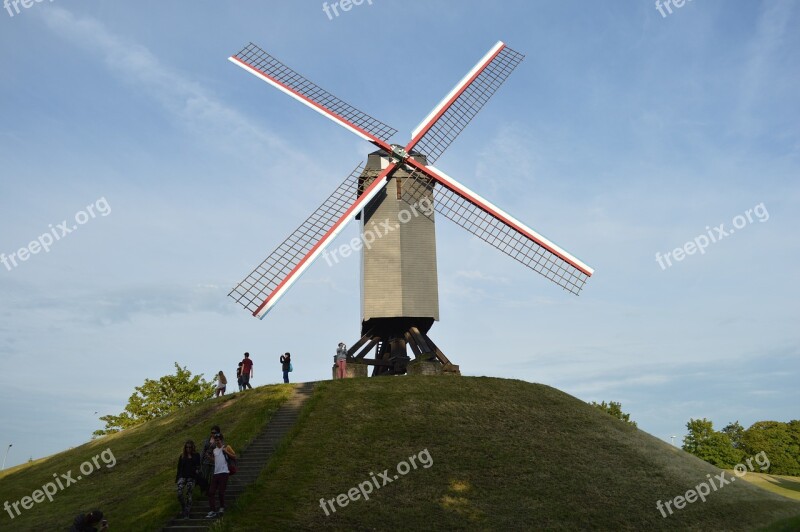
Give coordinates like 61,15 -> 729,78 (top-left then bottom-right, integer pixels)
230,43 -> 397,144
407,43 -> 525,164
399,166 -> 591,295
228,163 -> 382,314
227,40 -> 593,318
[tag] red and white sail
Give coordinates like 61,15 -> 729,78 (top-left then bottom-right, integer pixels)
229,163 -> 394,318
227,40 -> 592,318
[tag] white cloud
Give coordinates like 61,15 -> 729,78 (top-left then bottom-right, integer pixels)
39,7 -> 316,170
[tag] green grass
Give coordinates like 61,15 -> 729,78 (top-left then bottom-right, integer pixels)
0,384 -> 293,531
3,377 -> 799,531
739,472 -> 800,501
215,377 -> 800,531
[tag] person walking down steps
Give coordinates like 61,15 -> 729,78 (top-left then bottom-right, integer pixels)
175,440 -> 200,519
280,352 -> 292,383
206,432 -> 231,519
198,425 -> 221,494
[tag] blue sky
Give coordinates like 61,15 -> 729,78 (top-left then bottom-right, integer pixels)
0,1 -> 797,468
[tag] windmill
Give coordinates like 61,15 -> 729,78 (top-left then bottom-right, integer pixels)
227,41 -> 594,376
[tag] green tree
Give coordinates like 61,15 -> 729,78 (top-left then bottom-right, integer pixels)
741,420 -> 800,476
590,401 -> 637,428
721,421 -> 745,450
682,418 -> 742,468
93,363 -> 215,437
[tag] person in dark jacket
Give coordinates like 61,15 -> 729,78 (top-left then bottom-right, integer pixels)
176,440 -> 201,519
70,509 -> 107,531
199,425 -> 221,493
280,352 -> 291,383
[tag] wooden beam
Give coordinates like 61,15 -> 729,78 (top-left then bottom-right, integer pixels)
354,338 -> 379,360
405,331 -> 423,358
356,358 -> 393,367
346,329 -> 374,357
423,332 -> 451,365
408,327 -> 432,354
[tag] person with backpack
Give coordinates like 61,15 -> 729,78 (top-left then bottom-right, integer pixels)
215,371 -> 227,397
280,352 -> 292,383
175,440 -> 201,519
206,432 -> 234,518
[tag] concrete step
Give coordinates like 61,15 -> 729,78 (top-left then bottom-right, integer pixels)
163,382 -> 316,531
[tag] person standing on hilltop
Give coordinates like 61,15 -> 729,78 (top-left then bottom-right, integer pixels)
335,342 -> 348,379
280,352 -> 291,383
240,352 -> 253,390
236,362 -> 244,392
215,371 -> 227,397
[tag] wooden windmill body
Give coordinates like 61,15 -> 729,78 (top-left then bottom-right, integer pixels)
227,41 -> 594,375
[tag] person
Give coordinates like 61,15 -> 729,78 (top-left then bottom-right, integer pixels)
240,352 -> 253,390
206,432 -> 230,518
215,371 -> 227,397
198,425 -> 220,493
280,352 -> 291,383
70,509 -> 108,531
335,342 -> 347,379
176,440 -> 201,519
236,362 -> 244,392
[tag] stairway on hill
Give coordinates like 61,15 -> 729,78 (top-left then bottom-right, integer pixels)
162,382 -> 314,532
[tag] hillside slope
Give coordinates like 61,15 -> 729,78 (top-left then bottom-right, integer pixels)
2,377 -> 798,531
218,377 -> 800,531
0,384 -> 293,531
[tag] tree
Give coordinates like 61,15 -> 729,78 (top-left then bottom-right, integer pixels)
94,363 -> 215,437
741,420 -> 800,476
590,401 -> 637,428
721,421 -> 745,450
682,418 -> 742,468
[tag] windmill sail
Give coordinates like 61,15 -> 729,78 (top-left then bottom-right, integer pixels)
405,41 -> 525,164
230,43 -> 396,147
400,162 -> 593,295
227,39 -> 593,322
228,162 -> 389,318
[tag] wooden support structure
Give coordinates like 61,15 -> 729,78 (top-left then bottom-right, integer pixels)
343,321 -> 455,375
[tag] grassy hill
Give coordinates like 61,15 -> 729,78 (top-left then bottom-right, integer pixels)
219,377 -> 800,531
1,377 -> 799,531
0,384 -> 293,530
